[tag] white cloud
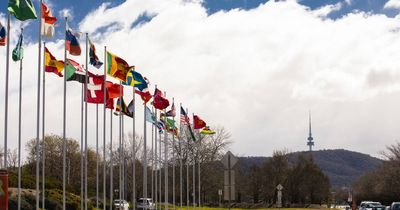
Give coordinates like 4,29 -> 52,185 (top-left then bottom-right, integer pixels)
345,0 -> 353,6
58,8 -> 73,20
384,0 -> 400,9
312,2 -> 342,17
2,0 -> 400,159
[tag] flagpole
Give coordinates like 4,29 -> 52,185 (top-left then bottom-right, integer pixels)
3,11 -> 11,171
184,107 -> 189,210
96,104 -> 99,210
62,16 -> 68,210
132,87 -> 136,208
84,32 -> 89,210
143,102 -> 148,200
80,83 -> 84,210
119,82 -> 122,203
192,115 -> 195,210
103,46 -> 107,210
154,108 -> 158,210
17,28 -> 24,210
158,112 -> 162,207
198,137 -> 201,209
42,41 -> 46,210
179,103 -> 183,210
151,107 -> 154,202
110,108 -> 114,210
164,92 -> 169,210
172,98 -> 176,210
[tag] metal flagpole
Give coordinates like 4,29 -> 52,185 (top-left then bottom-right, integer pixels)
154,108 -> 158,210
185,107 -> 189,210
192,128 -> 195,210
198,138 -> 201,209
119,82 -> 122,203
132,87 -> 136,209
178,104 -> 183,210
42,41 -> 46,210
36,1 -> 44,209
3,10 -> 11,171
103,46 -> 107,210
96,105 -> 99,209
158,114 -> 162,206
143,102 -> 148,200
122,114 -> 125,200
17,29 -> 24,210
164,92 -> 168,210
110,108 -> 114,210
84,33 -> 89,210
151,108 -> 154,202
80,83 -> 84,210
179,103 -> 183,210
172,98 -> 176,210
63,16 -> 68,210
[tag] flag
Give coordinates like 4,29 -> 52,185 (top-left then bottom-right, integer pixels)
161,115 -> 178,135
41,2 -> 57,37
66,28 -> 81,56
145,106 -> 164,131
153,88 -> 169,110
166,102 -> 176,117
193,115 -> 206,129
106,51 -> 133,81
122,70 -> 148,91
181,106 -> 196,142
89,38 -> 103,69
44,47 -> 64,77
106,81 -> 124,99
65,59 -> 85,83
116,97 -> 133,118
86,73 -> 105,104
0,22 -> 6,46
12,32 -> 23,61
180,107 -> 190,125
8,0 -> 37,21
106,98 -> 114,110
135,89 -> 152,104
200,126 -> 215,135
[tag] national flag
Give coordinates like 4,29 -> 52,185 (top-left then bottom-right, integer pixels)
86,73 -> 105,104
65,59 -> 85,83
145,106 -> 164,131
41,2 -> 57,37
89,38 -> 103,69
122,70 -> 148,91
161,115 -> 178,135
153,88 -> 169,110
8,0 -> 37,21
180,107 -> 190,125
44,47 -> 64,77
180,106 -> 196,142
135,89 -> 152,104
116,97 -> 133,118
106,81 -> 124,99
106,98 -> 114,110
0,22 -> 6,46
12,32 -> 23,61
193,115 -> 206,129
66,28 -> 81,56
200,126 -> 216,135
166,102 -> 176,117
106,51 -> 133,81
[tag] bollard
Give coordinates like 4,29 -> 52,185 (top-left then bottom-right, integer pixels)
0,170 -> 8,210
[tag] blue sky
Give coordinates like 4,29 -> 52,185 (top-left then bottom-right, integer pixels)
3,0 -> 400,157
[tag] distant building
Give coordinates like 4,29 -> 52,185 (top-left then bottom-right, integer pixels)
307,112 -> 314,152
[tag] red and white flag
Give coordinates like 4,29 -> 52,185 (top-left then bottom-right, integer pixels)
41,3 -> 57,38
86,73 -> 105,104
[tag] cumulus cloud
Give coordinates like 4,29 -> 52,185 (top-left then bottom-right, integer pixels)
312,2 -> 343,17
384,0 -> 400,9
2,0 -> 400,158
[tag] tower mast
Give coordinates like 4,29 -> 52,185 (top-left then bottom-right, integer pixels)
307,111 -> 314,152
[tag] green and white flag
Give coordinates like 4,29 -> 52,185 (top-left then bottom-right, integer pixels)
8,0 -> 37,21
12,32 -> 23,61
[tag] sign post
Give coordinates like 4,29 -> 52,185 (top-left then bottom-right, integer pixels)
221,151 -> 237,210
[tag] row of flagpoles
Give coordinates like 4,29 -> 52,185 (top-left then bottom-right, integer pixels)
1,1 -> 216,210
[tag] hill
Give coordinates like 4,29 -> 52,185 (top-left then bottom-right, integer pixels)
239,149 -> 383,187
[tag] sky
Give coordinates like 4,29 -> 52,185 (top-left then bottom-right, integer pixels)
2,0 -> 400,160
